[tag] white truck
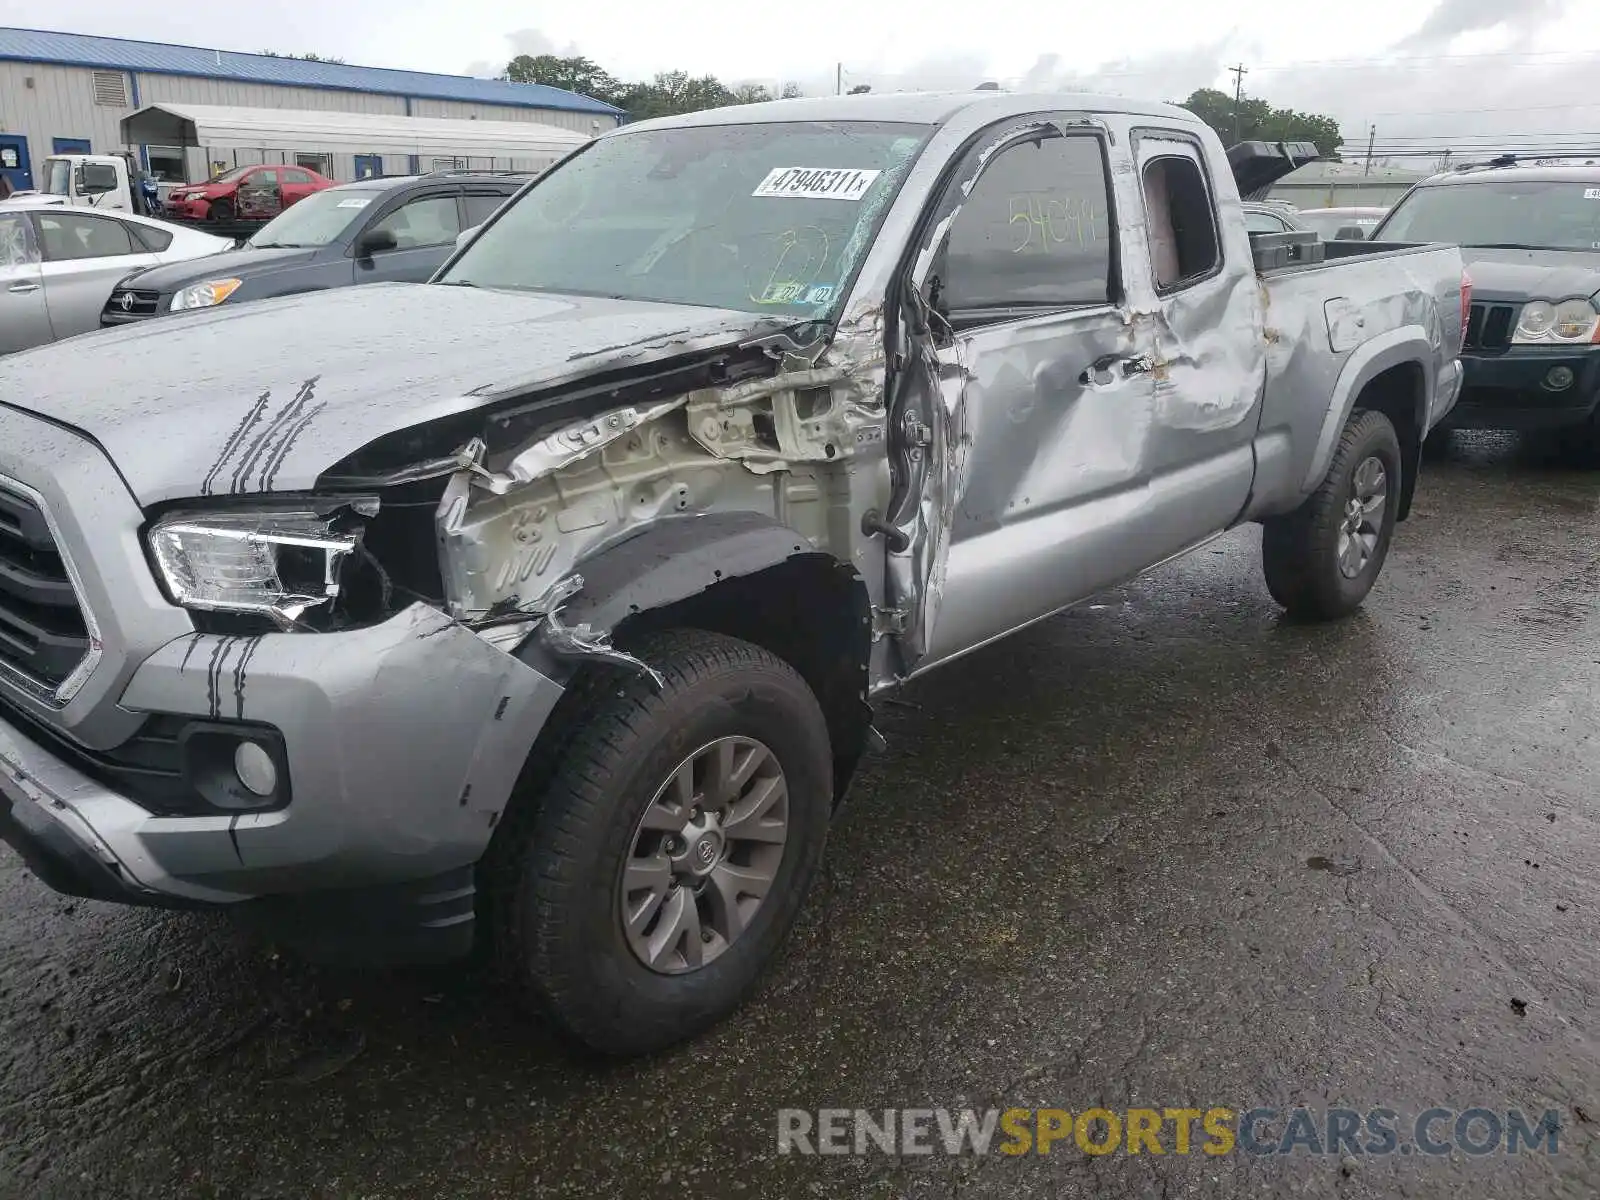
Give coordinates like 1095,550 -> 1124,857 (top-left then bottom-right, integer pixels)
0,153 -> 152,214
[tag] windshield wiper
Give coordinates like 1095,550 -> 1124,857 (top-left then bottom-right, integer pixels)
250,241 -> 314,249
1465,242 -> 1572,251
437,279 -> 477,287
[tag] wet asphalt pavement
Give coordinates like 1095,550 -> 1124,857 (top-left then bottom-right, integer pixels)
4,432 -> 1600,1199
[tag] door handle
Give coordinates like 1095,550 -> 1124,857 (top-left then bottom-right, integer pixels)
7,282 -> 39,295
1079,354 -> 1153,386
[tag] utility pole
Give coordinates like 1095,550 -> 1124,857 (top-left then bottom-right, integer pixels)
836,63 -> 842,96
1228,63 -> 1248,143
1364,124 -> 1376,176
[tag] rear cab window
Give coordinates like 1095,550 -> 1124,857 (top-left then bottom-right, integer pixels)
1141,152 -> 1220,291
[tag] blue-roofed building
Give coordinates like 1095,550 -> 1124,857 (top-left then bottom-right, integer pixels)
0,27 -> 622,190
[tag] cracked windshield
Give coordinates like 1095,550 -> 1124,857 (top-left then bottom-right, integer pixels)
442,122 -> 928,315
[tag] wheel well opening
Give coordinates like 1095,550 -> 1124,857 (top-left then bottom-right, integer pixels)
618,555 -> 874,805
1353,363 -> 1424,520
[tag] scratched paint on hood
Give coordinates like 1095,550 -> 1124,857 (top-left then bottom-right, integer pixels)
0,284 -> 780,505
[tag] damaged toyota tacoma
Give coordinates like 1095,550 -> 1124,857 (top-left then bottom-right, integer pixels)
0,93 -> 1465,1055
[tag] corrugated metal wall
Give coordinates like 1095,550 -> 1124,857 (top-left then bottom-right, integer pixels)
0,61 -> 128,184
409,98 -> 612,136
0,60 -> 617,188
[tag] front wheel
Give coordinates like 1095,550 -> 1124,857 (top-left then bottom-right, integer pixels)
207,197 -> 234,223
488,628 -> 833,1055
1262,408 -> 1401,621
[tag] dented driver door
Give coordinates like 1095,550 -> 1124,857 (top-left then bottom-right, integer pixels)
888,119 -> 1159,673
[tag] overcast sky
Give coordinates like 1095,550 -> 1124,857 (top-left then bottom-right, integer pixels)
7,0 -> 1600,157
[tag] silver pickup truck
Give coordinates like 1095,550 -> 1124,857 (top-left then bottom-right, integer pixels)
0,92 -> 1464,1055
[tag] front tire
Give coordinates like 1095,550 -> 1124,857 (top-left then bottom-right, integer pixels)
1262,408 -> 1401,621
489,629 -> 833,1056
207,197 -> 234,223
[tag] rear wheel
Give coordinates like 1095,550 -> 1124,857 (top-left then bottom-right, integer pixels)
488,628 -> 833,1056
1263,408 -> 1401,621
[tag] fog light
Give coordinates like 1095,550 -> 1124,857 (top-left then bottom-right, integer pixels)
1544,366 -> 1576,392
234,741 -> 278,796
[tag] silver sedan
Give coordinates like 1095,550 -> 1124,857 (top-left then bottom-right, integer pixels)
0,204 -> 232,354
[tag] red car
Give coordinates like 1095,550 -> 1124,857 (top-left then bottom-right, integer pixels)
164,163 -> 334,223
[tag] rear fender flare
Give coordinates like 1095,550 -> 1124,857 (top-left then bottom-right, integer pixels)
1301,326 -> 1433,493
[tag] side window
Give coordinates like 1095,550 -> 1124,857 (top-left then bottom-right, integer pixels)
463,193 -> 509,229
939,134 -> 1113,319
0,214 -> 40,269
1245,209 -> 1288,234
129,223 -> 174,252
368,195 -> 461,250
36,213 -> 136,261
283,169 -> 313,185
1142,154 -> 1220,291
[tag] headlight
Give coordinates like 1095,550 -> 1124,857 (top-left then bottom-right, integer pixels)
170,278 -> 243,311
147,501 -> 376,629
1513,298 -> 1600,344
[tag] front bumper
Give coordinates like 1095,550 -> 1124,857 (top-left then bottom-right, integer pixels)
164,196 -> 214,220
0,406 -> 564,958
0,606 -> 563,908
1448,346 -> 1600,431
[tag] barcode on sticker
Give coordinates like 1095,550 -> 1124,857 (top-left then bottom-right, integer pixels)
1586,188 -> 1600,199
752,167 -> 882,201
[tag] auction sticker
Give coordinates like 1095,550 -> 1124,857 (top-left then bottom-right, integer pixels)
337,197 -> 372,208
753,167 -> 882,201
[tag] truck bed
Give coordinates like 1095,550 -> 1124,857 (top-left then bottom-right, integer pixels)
1253,235 -> 1450,277
1248,234 -> 1465,523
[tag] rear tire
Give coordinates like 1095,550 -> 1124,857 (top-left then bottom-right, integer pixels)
1263,408 -> 1402,621
488,628 -> 833,1056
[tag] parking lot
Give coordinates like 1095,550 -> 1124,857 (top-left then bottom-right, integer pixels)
0,430 -> 1592,1198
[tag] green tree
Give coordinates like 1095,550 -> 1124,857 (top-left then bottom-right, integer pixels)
1175,88 -> 1342,158
505,54 -> 621,104
497,54 -> 803,118
616,71 -> 736,121
259,50 -> 346,63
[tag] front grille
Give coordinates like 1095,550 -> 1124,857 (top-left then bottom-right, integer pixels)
1464,301 -> 1517,351
0,483 -> 92,695
102,288 -> 161,319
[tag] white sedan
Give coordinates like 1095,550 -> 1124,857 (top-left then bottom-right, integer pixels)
0,203 -> 232,354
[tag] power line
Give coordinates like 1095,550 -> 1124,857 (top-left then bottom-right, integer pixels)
1370,101 -> 1600,118
1046,47 -> 1600,82
1346,130 -> 1600,143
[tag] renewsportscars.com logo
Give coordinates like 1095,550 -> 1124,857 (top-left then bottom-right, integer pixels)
777,1106 -> 1564,1157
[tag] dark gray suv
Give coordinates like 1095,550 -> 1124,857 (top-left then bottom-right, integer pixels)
100,171 -> 527,325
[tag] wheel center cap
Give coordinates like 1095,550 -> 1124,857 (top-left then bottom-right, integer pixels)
690,832 -> 723,874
